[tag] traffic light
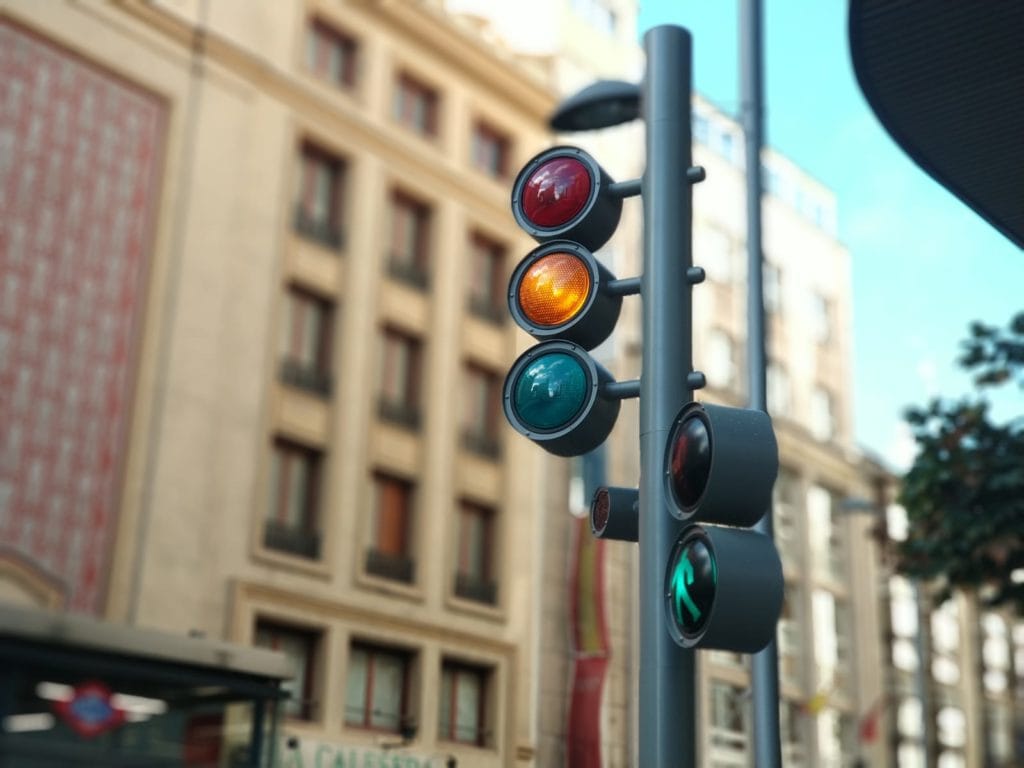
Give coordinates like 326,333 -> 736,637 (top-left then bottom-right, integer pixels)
662,402 -> 783,653
503,146 -> 633,457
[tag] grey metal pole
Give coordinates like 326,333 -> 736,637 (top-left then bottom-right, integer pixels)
741,0 -> 783,765
639,25 -> 697,767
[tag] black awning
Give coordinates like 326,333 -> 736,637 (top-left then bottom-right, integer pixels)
848,0 -> 1024,249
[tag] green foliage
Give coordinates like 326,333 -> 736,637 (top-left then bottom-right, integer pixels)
896,311 -> 1024,613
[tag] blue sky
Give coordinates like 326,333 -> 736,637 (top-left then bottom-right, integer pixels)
638,1 -> 1024,469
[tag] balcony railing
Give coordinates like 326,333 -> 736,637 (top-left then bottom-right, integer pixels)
461,430 -> 501,460
387,256 -> 430,290
454,572 -> 497,605
264,520 -> 321,560
378,398 -> 421,430
293,205 -> 344,250
467,295 -> 506,325
279,358 -> 333,397
365,548 -> 415,584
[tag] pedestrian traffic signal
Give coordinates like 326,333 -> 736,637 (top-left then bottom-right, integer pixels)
662,402 -> 783,653
503,146 -> 634,457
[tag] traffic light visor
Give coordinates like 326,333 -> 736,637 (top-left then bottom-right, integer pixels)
517,251 -> 591,327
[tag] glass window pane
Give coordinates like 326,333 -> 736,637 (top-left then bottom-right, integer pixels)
370,653 -> 405,730
345,648 -> 368,725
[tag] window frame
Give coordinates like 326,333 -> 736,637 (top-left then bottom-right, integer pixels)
294,141 -> 346,249
265,437 -> 323,560
254,619 -> 320,721
438,659 -> 490,747
393,71 -> 439,137
279,284 -> 335,396
306,17 -> 358,90
344,642 -> 412,734
388,190 -> 432,288
378,326 -> 423,429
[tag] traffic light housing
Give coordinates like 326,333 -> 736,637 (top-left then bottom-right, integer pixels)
662,402 -> 783,653
503,146 -> 631,457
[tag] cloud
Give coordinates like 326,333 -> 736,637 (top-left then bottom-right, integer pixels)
886,420 -> 918,472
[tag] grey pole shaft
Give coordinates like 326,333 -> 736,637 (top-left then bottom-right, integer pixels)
741,0 -> 783,765
639,25 -> 696,767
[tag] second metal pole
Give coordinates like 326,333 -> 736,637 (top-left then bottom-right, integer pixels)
741,0 -> 783,765
638,24 -> 697,768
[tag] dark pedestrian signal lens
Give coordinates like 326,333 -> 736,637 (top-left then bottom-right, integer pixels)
521,157 -> 592,229
668,414 -> 711,509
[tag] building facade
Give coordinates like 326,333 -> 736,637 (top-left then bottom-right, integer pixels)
0,1 -> 558,765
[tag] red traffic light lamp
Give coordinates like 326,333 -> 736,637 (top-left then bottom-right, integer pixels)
511,146 -> 623,253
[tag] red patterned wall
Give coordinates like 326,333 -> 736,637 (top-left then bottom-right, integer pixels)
0,21 -> 166,613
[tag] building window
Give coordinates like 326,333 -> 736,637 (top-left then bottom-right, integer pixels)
471,122 -> 509,179
695,226 -> 732,282
692,112 -> 710,145
306,18 -> 358,90
393,72 -> 438,137
764,262 -> 782,314
812,590 -> 852,693
704,328 -> 736,389
809,291 -> 831,343
779,698 -> 807,767
439,660 -> 490,746
389,191 -> 431,288
773,467 -> 801,568
378,327 -> 422,429
461,364 -> 502,458
709,681 -> 750,759
570,0 -> 617,35
981,613 -> 1010,694
265,438 -> 322,559
366,472 -> 415,584
810,386 -> 836,441
778,587 -> 803,688
467,233 -> 506,323
455,500 -> 497,605
807,485 -> 844,582
345,642 -> 412,733
279,286 -> 334,397
254,621 -> 320,720
294,142 -> 345,249
767,361 -> 792,417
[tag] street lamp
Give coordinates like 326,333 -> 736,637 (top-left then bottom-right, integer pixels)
549,80 -> 641,132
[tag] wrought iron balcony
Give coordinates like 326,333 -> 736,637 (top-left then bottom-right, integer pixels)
264,520 -> 321,560
293,205 -> 344,250
378,398 -> 421,430
454,572 -> 497,605
279,358 -> 333,397
387,256 -> 430,290
467,294 -> 506,325
365,548 -> 415,584
461,430 -> 501,460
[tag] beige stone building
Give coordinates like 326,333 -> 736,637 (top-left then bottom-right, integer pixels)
4,1 -> 1021,767
0,0 -> 559,765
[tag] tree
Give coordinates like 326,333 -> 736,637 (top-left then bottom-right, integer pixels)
895,311 -> 1024,613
